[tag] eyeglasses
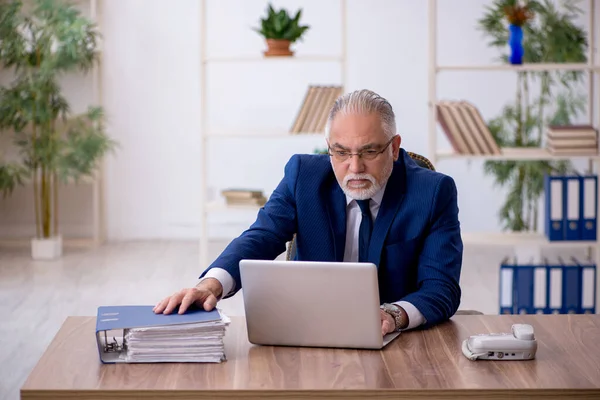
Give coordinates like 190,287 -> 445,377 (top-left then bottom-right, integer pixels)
327,137 -> 395,162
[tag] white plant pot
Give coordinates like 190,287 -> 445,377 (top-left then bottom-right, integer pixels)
31,235 -> 63,260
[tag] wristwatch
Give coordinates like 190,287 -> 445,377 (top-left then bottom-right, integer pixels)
380,303 -> 408,331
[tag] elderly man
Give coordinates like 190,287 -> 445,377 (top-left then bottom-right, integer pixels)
154,89 -> 463,335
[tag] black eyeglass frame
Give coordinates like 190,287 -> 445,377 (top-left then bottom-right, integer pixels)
327,136 -> 396,162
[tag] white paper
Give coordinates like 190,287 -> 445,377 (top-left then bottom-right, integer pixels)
123,310 -> 231,363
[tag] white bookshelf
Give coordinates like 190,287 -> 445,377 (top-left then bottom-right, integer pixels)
461,232 -> 598,249
427,0 -> 600,312
206,201 -> 263,212
203,55 -> 344,64
437,147 -> 600,161
199,0 -> 347,266
0,0 -> 104,249
437,63 -> 600,72
206,130 -> 324,138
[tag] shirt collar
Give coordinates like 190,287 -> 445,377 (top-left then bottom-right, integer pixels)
345,179 -> 387,207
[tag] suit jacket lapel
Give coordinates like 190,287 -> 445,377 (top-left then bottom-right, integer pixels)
325,177 -> 347,262
368,155 -> 407,266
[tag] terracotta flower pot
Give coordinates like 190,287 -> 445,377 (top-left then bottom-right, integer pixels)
264,39 -> 293,57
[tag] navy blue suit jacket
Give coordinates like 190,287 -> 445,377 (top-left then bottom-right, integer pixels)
200,149 -> 463,328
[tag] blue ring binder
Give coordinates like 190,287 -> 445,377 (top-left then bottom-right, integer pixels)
499,257 -> 596,315
544,173 -> 598,242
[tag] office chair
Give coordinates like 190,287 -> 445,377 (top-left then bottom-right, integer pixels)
406,151 -> 436,171
284,151 -> 483,316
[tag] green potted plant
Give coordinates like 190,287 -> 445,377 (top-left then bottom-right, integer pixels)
0,0 -> 116,260
253,3 -> 310,57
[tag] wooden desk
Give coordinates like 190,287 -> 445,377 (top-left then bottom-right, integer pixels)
21,315 -> 600,399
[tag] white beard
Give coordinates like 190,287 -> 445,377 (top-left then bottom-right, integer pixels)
338,160 -> 394,200
341,173 -> 379,200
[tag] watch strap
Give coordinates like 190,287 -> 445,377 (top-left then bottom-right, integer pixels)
381,303 -> 407,331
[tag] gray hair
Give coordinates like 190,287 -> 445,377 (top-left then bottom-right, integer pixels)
325,89 -> 396,140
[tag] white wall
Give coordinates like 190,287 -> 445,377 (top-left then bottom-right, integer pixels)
101,0 -> 203,239
1,0 -> 597,241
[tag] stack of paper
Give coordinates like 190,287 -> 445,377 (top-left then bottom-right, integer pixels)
124,315 -> 230,363
95,305 -> 230,364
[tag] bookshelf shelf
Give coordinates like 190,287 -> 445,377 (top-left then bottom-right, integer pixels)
202,55 -> 343,64
461,232 -> 597,248
205,130 -> 324,139
436,148 -> 600,161
206,201 -> 262,212
437,63 -> 600,72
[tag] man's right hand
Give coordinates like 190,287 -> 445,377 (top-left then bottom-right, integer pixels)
153,278 -> 223,315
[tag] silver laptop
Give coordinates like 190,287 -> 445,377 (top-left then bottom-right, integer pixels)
239,259 -> 401,349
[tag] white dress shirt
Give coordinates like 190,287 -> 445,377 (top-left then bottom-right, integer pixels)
201,182 -> 426,331
342,183 -> 425,330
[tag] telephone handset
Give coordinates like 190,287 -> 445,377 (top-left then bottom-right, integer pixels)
462,324 -> 537,361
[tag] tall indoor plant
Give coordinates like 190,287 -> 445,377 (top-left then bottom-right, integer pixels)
253,3 -> 310,56
0,0 -> 116,259
478,0 -> 588,232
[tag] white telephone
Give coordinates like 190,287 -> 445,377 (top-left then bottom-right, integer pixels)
461,324 -> 537,361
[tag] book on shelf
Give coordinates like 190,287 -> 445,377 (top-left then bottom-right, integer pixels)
544,174 -> 597,241
221,188 -> 267,206
96,305 -> 231,364
499,255 -> 596,315
221,189 -> 264,198
225,197 -> 267,206
435,100 -> 501,155
290,85 -> 343,134
545,125 -> 598,156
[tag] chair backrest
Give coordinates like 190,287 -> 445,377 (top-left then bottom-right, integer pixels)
406,151 -> 435,171
285,151 -> 435,260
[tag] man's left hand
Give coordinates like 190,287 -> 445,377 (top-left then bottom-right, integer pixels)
380,309 -> 395,336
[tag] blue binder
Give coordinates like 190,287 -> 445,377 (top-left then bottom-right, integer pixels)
564,175 -> 581,240
515,263 -> 535,314
499,258 -> 515,314
574,257 -> 597,314
580,175 -> 598,241
499,258 -> 535,314
559,257 -> 581,314
545,259 -> 563,314
95,305 -> 223,363
498,257 -> 597,315
544,175 -> 564,241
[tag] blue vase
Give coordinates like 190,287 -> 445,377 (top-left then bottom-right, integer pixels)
508,24 -> 524,64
